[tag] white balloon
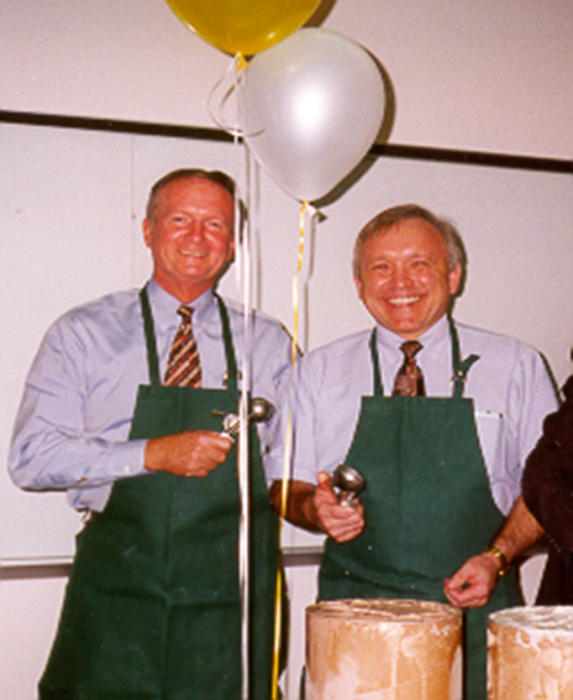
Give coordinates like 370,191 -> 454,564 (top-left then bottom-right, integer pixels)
238,28 -> 385,202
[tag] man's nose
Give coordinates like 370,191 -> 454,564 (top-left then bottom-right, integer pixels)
183,220 -> 204,240
391,266 -> 411,288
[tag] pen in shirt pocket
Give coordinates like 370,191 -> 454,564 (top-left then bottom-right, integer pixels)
475,410 -> 503,418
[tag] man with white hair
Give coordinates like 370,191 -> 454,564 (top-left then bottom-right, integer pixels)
271,204 -> 557,700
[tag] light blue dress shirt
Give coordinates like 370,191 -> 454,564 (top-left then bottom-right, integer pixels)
268,315 -> 558,516
9,279 -> 292,512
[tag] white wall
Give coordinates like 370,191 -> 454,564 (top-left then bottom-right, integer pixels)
1,1 -> 572,698
1,0 -> 572,159
0,574 -> 66,699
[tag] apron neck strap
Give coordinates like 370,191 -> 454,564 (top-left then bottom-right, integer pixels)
369,318 -> 480,398
214,292 -> 239,393
448,316 -> 480,398
369,328 -> 384,396
140,286 -> 161,385
139,286 -> 239,390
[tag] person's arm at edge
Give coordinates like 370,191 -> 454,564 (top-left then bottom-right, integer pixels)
522,375 -> 573,553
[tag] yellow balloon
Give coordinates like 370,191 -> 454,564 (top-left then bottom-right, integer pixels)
165,0 -> 321,56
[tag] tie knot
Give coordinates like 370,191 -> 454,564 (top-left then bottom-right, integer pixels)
177,305 -> 194,324
400,340 -> 423,361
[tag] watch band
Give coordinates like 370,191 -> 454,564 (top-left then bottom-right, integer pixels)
487,545 -> 510,576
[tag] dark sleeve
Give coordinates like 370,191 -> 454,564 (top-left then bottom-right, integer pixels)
522,376 -> 573,554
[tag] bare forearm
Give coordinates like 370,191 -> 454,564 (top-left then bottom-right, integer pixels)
489,495 -> 545,568
269,479 -> 322,532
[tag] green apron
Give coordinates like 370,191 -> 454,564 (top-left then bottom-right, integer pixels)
39,289 -> 278,700
318,319 -> 521,700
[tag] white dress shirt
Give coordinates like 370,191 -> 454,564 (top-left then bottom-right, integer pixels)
9,279 -> 292,512
268,315 -> 558,516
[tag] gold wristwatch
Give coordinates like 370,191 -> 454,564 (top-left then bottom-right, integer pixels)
487,545 -> 510,577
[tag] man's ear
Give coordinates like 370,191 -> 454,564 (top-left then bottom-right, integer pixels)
227,231 -> 236,261
142,218 -> 152,249
448,263 -> 463,296
353,275 -> 365,303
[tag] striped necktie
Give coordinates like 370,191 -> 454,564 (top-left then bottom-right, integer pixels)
392,340 -> 426,397
163,305 -> 202,387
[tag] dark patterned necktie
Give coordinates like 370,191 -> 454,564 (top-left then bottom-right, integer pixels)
392,340 -> 426,397
163,305 -> 202,387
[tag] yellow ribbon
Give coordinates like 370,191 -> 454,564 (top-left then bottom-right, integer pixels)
236,52 -> 248,71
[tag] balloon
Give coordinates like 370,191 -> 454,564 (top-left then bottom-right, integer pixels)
238,28 -> 385,202
164,0 -> 320,56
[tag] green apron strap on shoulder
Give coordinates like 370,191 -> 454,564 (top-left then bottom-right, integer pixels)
369,328 -> 384,396
448,316 -> 480,398
214,292 -> 239,393
140,286 -> 161,386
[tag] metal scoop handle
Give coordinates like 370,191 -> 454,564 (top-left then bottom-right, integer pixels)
216,398 -> 274,440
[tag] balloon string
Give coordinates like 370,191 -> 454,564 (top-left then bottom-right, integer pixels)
292,201 -> 307,361
271,200 -> 309,700
236,52 -> 248,71
206,53 -> 248,135
237,127 -> 252,700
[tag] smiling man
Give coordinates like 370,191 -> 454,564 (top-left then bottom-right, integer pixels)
269,204 -> 557,700
10,169 -> 292,700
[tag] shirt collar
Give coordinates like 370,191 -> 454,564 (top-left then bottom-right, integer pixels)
375,314 -> 450,354
146,278 -> 217,335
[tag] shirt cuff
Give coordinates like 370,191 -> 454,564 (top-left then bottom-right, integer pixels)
106,439 -> 148,480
